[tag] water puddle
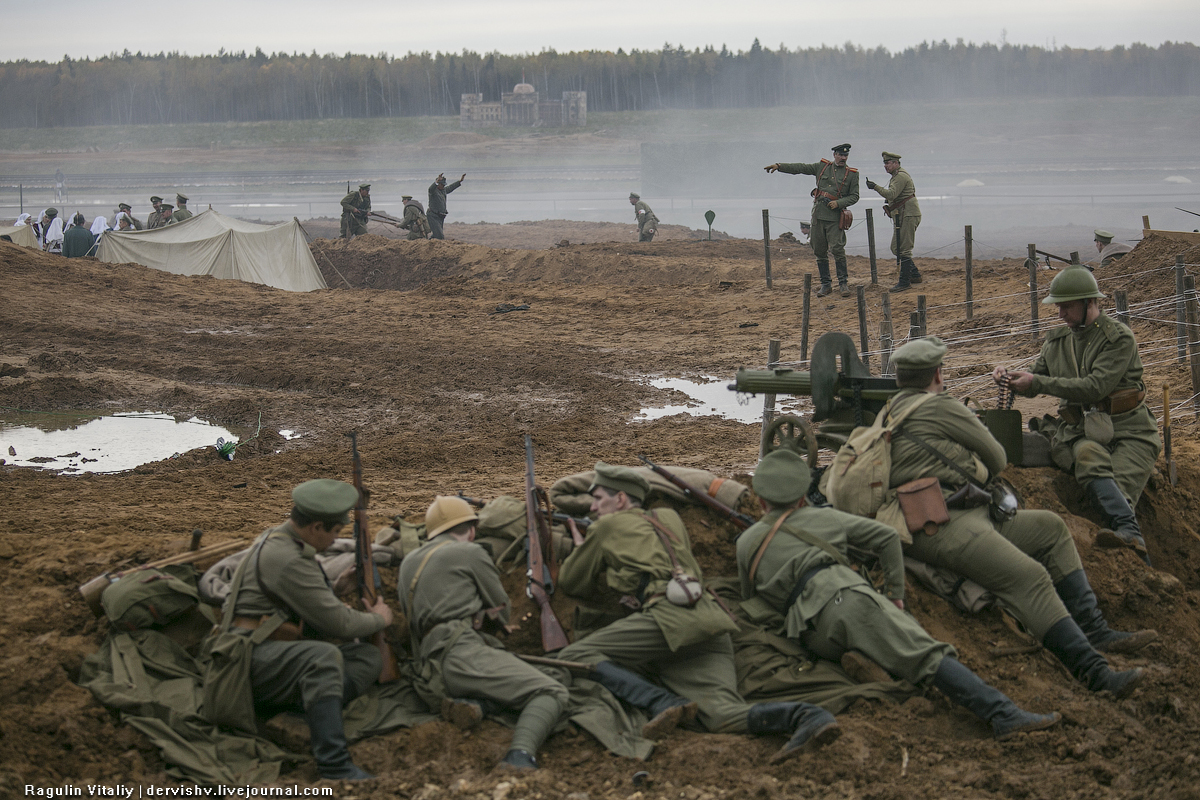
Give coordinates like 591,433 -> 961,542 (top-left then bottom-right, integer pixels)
634,376 -> 810,424
0,411 -> 240,473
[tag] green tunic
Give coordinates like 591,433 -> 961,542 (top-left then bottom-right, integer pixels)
146,210 -> 164,230
397,537 -> 567,712
776,159 -> 859,266
340,191 -> 371,239
884,390 -> 1079,640
172,207 -> 194,222
401,202 -> 430,240
557,507 -> 751,733
633,200 -> 658,242
737,505 -> 952,685
1023,313 -> 1161,503
871,167 -> 921,259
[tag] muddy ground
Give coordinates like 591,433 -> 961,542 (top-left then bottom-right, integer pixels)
3,223 -> 1200,800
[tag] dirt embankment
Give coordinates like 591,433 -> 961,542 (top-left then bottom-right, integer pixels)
2,227 -> 1200,799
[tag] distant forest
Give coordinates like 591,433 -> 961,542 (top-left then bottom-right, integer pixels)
2,39 -> 1197,128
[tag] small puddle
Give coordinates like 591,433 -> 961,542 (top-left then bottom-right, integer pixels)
0,411 -> 241,473
634,376 -> 811,424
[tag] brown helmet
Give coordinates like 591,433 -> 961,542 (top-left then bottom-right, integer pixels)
425,495 -> 478,537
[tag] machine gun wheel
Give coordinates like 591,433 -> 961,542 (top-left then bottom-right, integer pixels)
761,414 -> 818,466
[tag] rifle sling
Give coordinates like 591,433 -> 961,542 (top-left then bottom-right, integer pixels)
897,429 -> 984,491
405,540 -> 453,644
745,505 -> 851,596
643,511 -> 738,623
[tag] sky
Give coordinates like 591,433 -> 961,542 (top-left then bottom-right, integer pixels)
4,0 -> 1197,62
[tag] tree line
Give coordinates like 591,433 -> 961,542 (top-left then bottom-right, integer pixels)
1,39 -> 1197,128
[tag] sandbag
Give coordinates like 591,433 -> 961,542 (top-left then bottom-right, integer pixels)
549,466 -> 748,517
102,565 -> 201,631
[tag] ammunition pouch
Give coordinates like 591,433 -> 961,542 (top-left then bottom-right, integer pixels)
1060,387 -> 1145,426
839,208 -> 853,231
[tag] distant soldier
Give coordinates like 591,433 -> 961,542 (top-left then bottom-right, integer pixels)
400,195 -> 431,240
765,143 -> 860,298
111,203 -> 143,231
629,193 -> 658,242
427,173 -> 465,240
398,496 -> 569,772
994,268 -> 1160,566
866,152 -> 923,292
173,193 -> 194,223
340,184 -> 371,240
1093,230 -> 1132,268
146,196 -> 166,230
158,203 -> 175,226
62,213 -> 95,258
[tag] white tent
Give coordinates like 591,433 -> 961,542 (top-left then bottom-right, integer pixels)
98,210 -> 327,292
0,223 -> 39,249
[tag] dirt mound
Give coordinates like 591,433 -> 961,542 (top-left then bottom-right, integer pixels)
1097,231 -> 1200,300
3,225 -> 1200,799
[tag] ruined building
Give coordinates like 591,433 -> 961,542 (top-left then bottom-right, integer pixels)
460,82 -> 586,128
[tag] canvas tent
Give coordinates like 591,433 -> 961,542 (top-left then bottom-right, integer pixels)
98,210 -> 326,292
0,223 -> 39,249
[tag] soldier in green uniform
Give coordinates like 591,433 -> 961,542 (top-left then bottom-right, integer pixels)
427,173 -> 465,240
866,152 -> 923,292
111,203 -> 143,231
994,268 -> 1160,566
629,193 -> 659,242
555,463 -> 842,763
340,184 -> 371,240
146,195 -> 165,230
397,496 -> 569,773
740,450 -> 1059,740
400,195 -> 431,240
223,479 -> 391,780
1093,230 -> 1132,268
883,337 -> 1152,699
765,143 -> 860,298
158,203 -> 174,226
172,193 -> 194,222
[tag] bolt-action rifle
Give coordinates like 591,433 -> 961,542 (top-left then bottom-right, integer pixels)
366,210 -> 404,228
78,538 -> 247,616
347,432 -> 400,683
524,435 -> 570,652
636,455 -> 755,531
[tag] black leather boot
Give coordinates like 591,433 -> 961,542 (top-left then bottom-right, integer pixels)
890,260 -> 912,292
499,749 -> 538,772
904,257 -> 923,284
1087,478 -> 1150,565
1042,617 -> 1143,699
1055,569 -> 1158,654
835,257 -> 850,296
816,259 -> 833,297
592,661 -> 697,738
931,657 -> 1060,741
306,697 -> 373,781
747,702 -> 841,763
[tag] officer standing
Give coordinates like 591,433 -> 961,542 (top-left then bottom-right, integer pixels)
994,268 -> 1160,566
629,193 -> 659,242
172,193 -> 194,222
881,337 -> 1152,700
765,143 -> 860,297
555,462 -> 841,763
146,196 -> 165,230
340,184 -> 371,240
220,479 -> 391,780
398,496 -> 569,772
427,173 -> 465,240
740,450 -> 1059,740
866,152 -> 923,292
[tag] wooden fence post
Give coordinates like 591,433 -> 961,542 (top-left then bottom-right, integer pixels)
917,295 -> 927,337
800,274 -> 812,362
762,210 -> 772,289
1186,275 -> 1200,420
881,291 -> 894,374
1176,255 -> 1186,363
965,224 -> 973,320
909,312 -> 920,342
857,286 -> 870,370
1115,290 -> 1129,329
866,207 -> 878,285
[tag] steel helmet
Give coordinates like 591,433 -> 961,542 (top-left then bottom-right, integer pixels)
1042,267 -> 1107,304
425,495 -> 478,537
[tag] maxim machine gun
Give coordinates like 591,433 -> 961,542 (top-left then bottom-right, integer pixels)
730,332 -> 900,460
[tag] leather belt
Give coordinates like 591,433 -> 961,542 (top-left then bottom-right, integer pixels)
233,615 -> 304,642
785,562 -> 834,610
1061,388 -> 1145,423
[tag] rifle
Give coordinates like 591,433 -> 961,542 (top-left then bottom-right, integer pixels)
78,538 -> 247,616
636,456 -> 755,531
456,491 -> 592,530
1176,207 -> 1200,219
366,210 -> 403,228
347,432 -> 400,683
1035,249 -> 1072,265
524,435 -> 570,652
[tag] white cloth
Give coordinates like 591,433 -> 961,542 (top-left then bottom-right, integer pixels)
90,216 -> 109,236
44,217 -> 65,252
15,213 -> 30,226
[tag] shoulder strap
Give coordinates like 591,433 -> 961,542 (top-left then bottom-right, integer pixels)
217,535 -> 268,633
897,428 -> 980,488
405,540 -> 453,642
882,391 -> 937,431
747,507 -> 798,588
643,511 -> 686,571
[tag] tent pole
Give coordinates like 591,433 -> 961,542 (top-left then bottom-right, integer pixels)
296,218 -> 353,289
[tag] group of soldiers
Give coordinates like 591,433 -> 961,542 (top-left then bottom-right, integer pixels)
107,193 -> 194,231
210,257 -> 1162,781
339,174 -> 466,241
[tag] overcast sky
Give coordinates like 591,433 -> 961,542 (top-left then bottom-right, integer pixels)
8,0 -> 1197,62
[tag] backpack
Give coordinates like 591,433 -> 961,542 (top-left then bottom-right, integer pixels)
825,393 -> 936,517
101,565 -> 201,631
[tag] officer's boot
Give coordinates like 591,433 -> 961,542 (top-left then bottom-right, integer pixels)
1041,617 -> 1143,699
904,257 -> 923,284
889,260 -> 912,293
747,702 -> 841,763
1054,569 -> 1158,654
1087,478 -> 1151,566
815,259 -> 833,297
835,256 -> 851,297
931,657 -> 1061,741
591,661 -> 698,739
305,697 -> 374,781
500,693 -> 565,773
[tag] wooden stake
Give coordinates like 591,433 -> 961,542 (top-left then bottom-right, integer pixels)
1028,244 -> 1039,338
866,207 -> 879,285
801,274 -> 812,362
1115,290 -> 1129,329
857,286 -> 870,370
1186,275 -> 1200,420
909,312 -> 920,342
965,225 -> 973,320
1176,255 -> 1186,363
917,295 -> 927,337
760,339 -> 782,458
881,291 -> 894,375
762,209 -> 772,289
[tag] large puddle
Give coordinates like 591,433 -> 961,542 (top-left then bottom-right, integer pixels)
0,411 -> 240,473
634,376 -> 810,424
